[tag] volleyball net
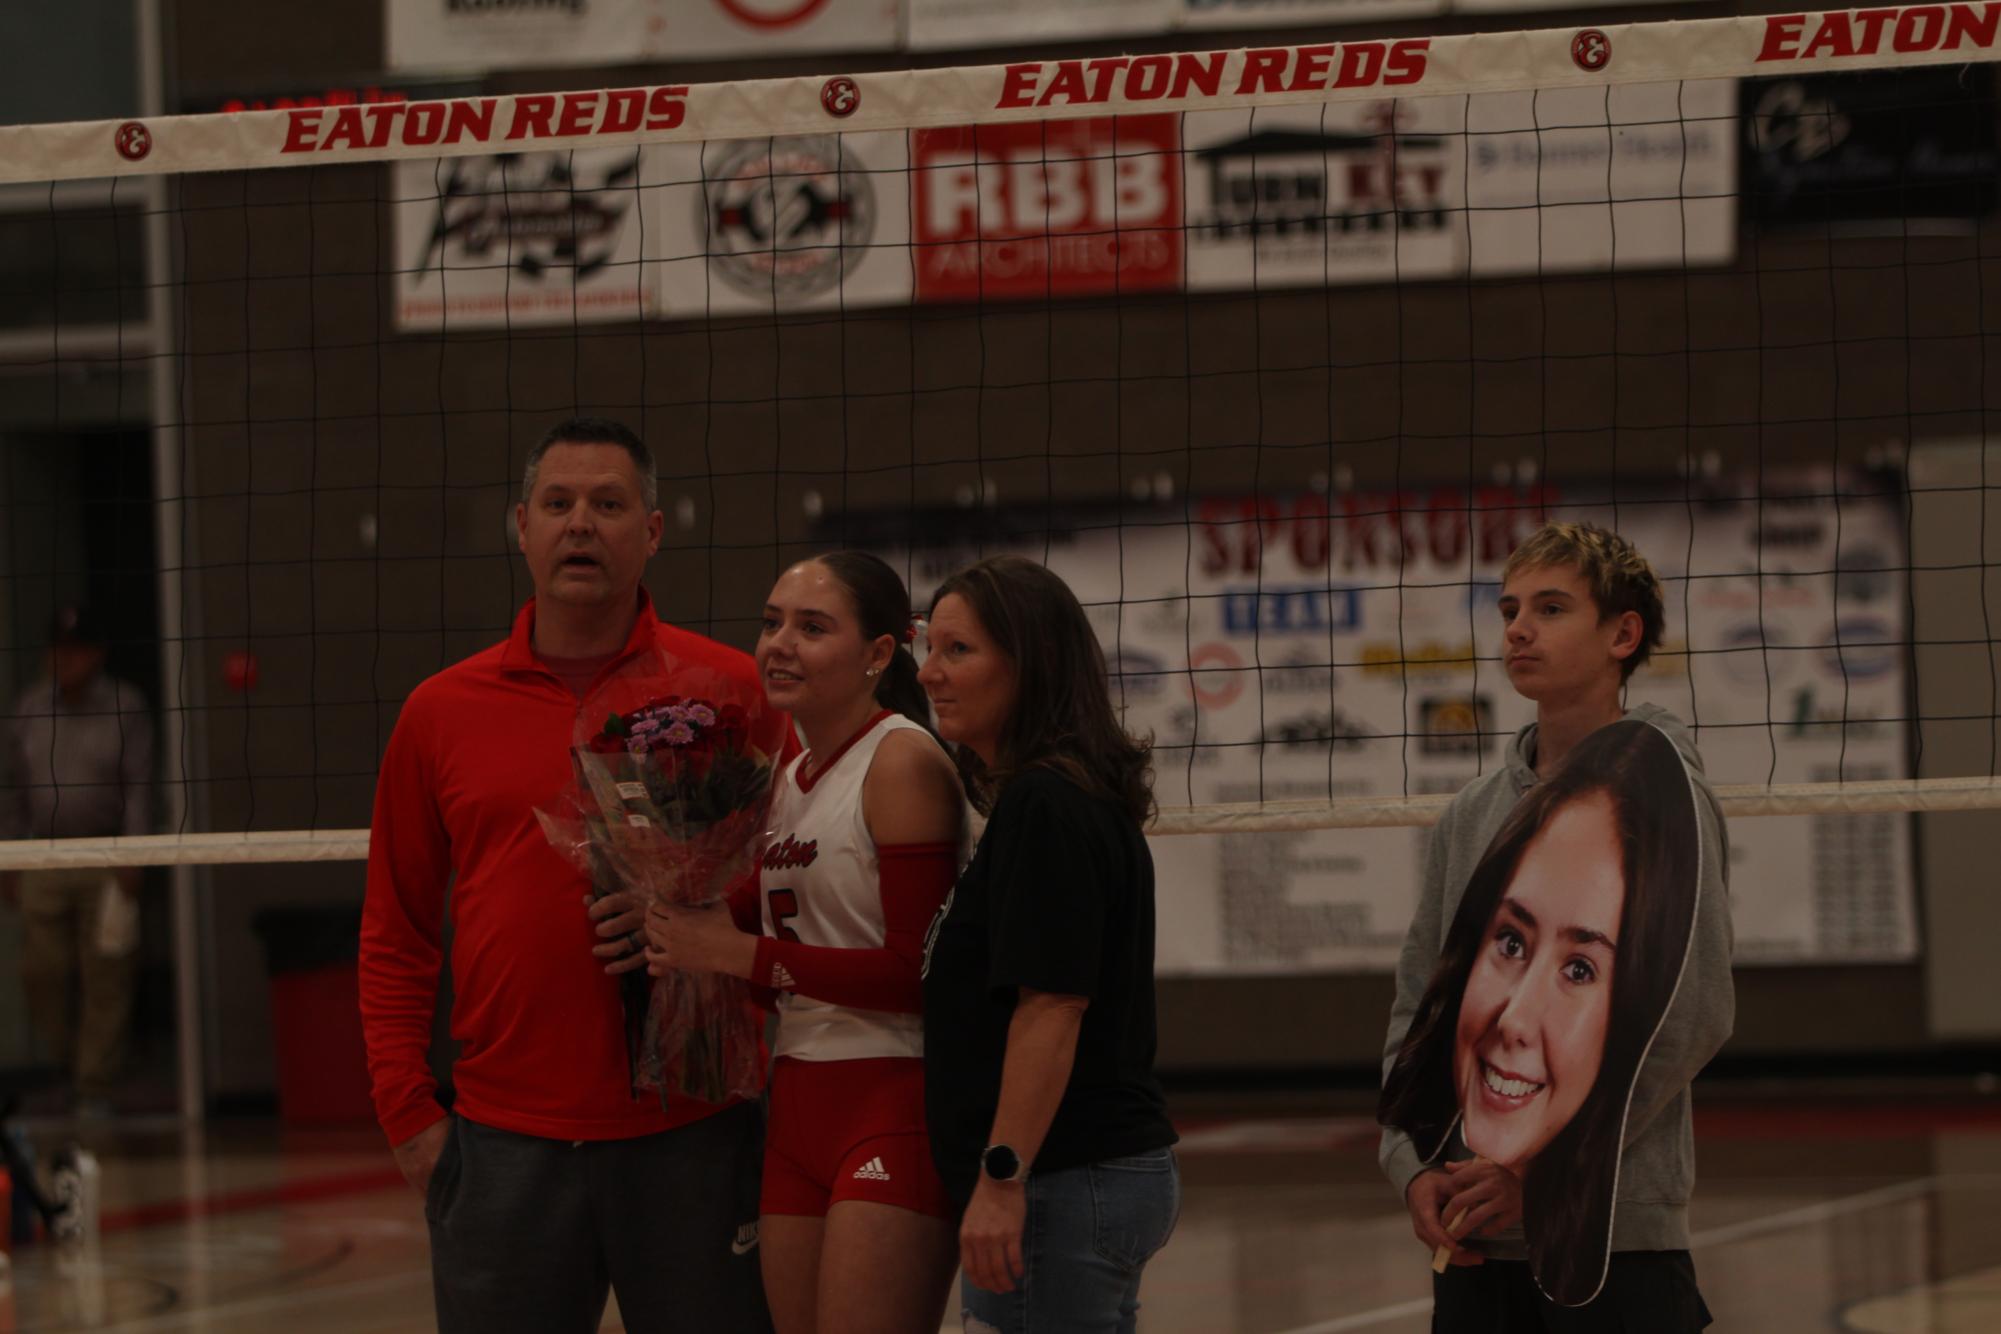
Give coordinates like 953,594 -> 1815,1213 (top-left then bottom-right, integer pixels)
2,6 -> 1998,972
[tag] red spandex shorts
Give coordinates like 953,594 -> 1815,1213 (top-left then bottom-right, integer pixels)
760,1056 -> 953,1221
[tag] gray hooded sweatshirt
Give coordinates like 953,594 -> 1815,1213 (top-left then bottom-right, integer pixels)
1377,702 -> 1736,1257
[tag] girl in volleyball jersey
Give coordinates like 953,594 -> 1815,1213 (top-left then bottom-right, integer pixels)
644,550 -> 963,1334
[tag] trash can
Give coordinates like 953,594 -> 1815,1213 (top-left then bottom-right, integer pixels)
250,907 -> 374,1125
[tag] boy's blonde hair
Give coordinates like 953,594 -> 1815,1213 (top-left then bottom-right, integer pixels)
1502,522 -> 1665,680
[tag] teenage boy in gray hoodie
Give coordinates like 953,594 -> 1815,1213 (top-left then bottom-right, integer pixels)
1378,521 -> 1734,1330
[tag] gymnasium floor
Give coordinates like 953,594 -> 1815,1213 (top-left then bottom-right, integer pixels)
1,1089 -> 1997,1332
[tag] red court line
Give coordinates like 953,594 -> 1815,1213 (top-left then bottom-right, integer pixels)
100,1166 -> 409,1232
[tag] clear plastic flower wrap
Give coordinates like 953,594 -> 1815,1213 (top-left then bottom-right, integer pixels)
535,644 -> 789,1106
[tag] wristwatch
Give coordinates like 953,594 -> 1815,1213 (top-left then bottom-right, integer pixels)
980,1143 -> 1029,1184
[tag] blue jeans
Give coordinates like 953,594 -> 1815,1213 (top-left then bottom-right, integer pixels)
961,1148 -> 1180,1334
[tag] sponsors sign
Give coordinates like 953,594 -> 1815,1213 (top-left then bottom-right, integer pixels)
888,474 -> 1914,974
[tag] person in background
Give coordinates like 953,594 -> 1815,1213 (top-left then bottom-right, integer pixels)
1378,521 -> 1733,1330
917,554 -> 1180,1334
1,606 -> 153,1117
361,417 -> 774,1334
645,551 -> 964,1334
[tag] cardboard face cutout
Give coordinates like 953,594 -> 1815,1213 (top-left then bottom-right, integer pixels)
1379,718 -> 1704,1306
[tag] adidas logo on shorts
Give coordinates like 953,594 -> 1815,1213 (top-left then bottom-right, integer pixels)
851,1156 -> 892,1182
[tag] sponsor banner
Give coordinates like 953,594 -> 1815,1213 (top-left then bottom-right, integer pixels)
392,147 -> 660,330
1180,0 -> 1445,29
1181,99 -> 1464,290
1183,81 -> 1734,291
889,474 -> 1915,974
649,131 -> 913,315
1743,63 -> 1998,225
1465,79 -> 1737,275
911,116 -> 1183,301
387,0 -> 900,73
907,0 -> 1175,50
16,10 -> 2001,185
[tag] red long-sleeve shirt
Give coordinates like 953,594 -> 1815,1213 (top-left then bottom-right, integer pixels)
360,594 -> 775,1146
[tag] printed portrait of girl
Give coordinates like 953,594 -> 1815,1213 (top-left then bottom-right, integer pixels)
1379,718 -> 1702,1306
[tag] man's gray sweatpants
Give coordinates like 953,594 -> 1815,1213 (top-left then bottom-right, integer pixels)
426,1101 -> 771,1334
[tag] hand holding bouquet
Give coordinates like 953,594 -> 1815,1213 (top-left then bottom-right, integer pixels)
537,646 -> 789,1105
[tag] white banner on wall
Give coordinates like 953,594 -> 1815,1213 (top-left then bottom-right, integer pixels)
388,0 -> 901,73
906,0 -> 1174,50
645,131 -> 915,316
1179,0 -> 1446,29
392,148 -> 662,330
893,477 -> 1916,974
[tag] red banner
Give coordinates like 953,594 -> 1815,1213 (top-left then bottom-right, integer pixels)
912,116 -> 1183,301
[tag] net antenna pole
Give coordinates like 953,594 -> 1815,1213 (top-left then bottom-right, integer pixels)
135,0 -> 206,1129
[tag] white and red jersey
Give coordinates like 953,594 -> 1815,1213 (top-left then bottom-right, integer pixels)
756,711 -> 955,1062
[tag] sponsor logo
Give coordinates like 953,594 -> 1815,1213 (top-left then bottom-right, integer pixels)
762,834 -> 820,870
114,122 -> 153,162
1220,585 -> 1362,635
912,116 -> 1181,300
1716,622 -> 1781,688
820,75 -> 860,117
1266,707 -> 1372,751
1836,544 -> 1894,605
851,1156 -> 892,1181
1360,640 -> 1478,676
1419,695 -> 1493,756
720,0 -> 829,28
410,151 -> 638,289
992,42 -> 1429,110
1260,655 -> 1334,696
1107,649 -> 1170,700
1188,641 -> 1246,709
1821,616 -> 1898,680
280,86 -> 688,155
1571,29 -> 1612,73
1753,517 -> 1826,549
704,136 -> 873,301
731,1221 -> 760,1255
1787,686 -> 1884,737
1757,7 -> 2001,64
1189,107 -> 1451,249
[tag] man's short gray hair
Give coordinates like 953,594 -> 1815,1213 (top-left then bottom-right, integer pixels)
521,416 -> 659,510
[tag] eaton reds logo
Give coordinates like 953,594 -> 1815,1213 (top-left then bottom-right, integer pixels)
762,834 -> 820,871
114,122 -> 152,162
820,76 -> 860,118
1572,29 -> 1612,72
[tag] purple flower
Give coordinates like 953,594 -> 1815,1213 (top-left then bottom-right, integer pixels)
666,705 -> 691,724
663,721 -> 696,745
687,704 -> 716,727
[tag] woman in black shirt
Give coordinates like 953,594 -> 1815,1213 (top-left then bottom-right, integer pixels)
916,555 -> 1179,1333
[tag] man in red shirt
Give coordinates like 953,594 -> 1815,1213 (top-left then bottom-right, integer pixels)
361,417 -> 773,1332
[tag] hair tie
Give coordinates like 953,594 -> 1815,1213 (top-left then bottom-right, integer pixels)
903,615 -> 923,645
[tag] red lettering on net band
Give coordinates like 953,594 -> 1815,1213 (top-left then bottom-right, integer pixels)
1571,29 -> 1612,72
821,76 -> 860,119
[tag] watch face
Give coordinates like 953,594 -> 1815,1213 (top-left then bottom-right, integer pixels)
983,1145 -> 1021,1181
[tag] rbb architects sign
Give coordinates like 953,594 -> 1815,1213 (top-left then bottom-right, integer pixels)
911,117 -> 1182,301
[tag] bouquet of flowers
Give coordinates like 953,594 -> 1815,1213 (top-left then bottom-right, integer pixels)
536,645 -> 788,1105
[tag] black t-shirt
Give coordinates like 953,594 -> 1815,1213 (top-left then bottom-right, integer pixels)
921,766 -> 1177,1206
